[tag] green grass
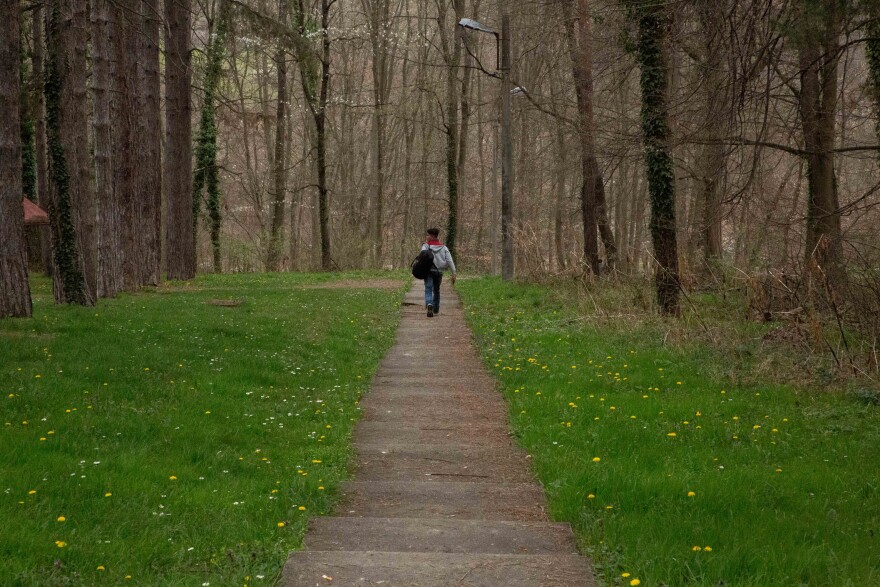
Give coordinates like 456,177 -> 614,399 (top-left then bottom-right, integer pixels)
458,277 -> 880,587
1,272 -> 408,586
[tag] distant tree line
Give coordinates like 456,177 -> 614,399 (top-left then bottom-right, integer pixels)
2,0 -> 880,321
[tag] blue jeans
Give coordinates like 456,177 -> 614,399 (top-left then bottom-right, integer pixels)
424,271 -> 443,313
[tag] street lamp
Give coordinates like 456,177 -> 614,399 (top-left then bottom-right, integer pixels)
457,15 -> 514,282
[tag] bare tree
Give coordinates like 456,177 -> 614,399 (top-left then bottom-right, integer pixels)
266,0 -> 289,272
796,0 -> 844,286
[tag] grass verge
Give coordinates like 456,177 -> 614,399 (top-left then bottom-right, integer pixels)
1,272 -> 407,586
458,276 -> 880,587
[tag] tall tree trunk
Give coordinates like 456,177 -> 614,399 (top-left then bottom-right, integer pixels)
317,0 -> 332,271
116,0 -> 139,290
868,4 -> 880,160
266,0 -> 288,272
363,0 -> 394,265
92,0 -> 121,297
438,0 -> 463,256
164,0 -> 195,280
456,0 -> 480,260
563,0 -> 599,275
633,0 -> 680,315
69,0 -> 96,299
32,7 -> 53,277
45,0 -> 93,305
595,168 -> 617,269
695,0 -> 727,276
797,0 -> 843,287
140,0 -> 162,285
1,3 -> 32,317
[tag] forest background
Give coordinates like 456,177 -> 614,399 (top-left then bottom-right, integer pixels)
2,0 -> 880,380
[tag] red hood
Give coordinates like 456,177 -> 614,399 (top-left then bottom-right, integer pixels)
426,239 -> 443,246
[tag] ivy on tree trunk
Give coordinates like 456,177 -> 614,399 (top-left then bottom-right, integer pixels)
194,0 -> 229,274
45,0 -> 91,305
632,0 -> 680,315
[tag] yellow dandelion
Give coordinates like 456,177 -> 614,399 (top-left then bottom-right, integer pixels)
704,546 -> 713,552
630,580 -> 641,586
687,491 -> 696,497
592,457 -> 601,462
57,516 -> 66,522
169,475 -> 177,480
667,432 -> 677,437
277,522 -> 285,527
298,506 -> 307,511
55,540 -> 67,548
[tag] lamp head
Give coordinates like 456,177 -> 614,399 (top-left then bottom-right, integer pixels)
458,18 -> 497,35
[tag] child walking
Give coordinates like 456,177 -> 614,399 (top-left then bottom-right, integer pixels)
421,228 -> 457,318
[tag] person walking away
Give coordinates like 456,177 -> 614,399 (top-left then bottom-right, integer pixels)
421,228 -> 457,318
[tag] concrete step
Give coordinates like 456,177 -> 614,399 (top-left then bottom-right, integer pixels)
368,376 -> 497,394
337,481 -> 549,521
355,445 -> 534,483
359,400 -> 506,425
305,517 -> 578,555
364,382 -> 498,397
280,551 -> 595,587
354,420 -> 513,447
374,367 -> 490,378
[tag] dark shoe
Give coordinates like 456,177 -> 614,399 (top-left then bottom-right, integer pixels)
427,304 -> 434,318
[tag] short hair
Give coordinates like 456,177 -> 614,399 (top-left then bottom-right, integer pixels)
427,228 -> 440,238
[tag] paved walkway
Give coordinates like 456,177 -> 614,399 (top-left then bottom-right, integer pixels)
281,282 -> 596,586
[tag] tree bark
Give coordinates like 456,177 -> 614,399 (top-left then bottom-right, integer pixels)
362,0 -> 396,265
1,3 -> 32,317
634,0 -> 680,315
797,0 -> 843,287
69,0 -> 96,299
116,0 -> 139,290
92,0 -> 121,297
869,4 -> 880,163
139,0 -> 162,285
32,7 -> 53,277
563,0 -> 599,275
438,0 -> 463,256
164,0 -> 195,280
45,0 -> 93,305
266,0 -> 289,272
695,0 -> 727,275
318,0 -> 332,271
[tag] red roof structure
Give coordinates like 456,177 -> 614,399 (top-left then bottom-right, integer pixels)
23,198 -> 49,226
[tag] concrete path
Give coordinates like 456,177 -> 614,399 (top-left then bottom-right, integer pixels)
280,282 -> 596,587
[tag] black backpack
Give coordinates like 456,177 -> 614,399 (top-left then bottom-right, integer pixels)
411,247 -> 435,280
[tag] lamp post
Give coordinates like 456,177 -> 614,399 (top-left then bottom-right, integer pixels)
458,14 -> 513,281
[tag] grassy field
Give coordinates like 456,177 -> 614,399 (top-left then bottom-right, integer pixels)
458,277 -> 880,587
1,272 -> 407,586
